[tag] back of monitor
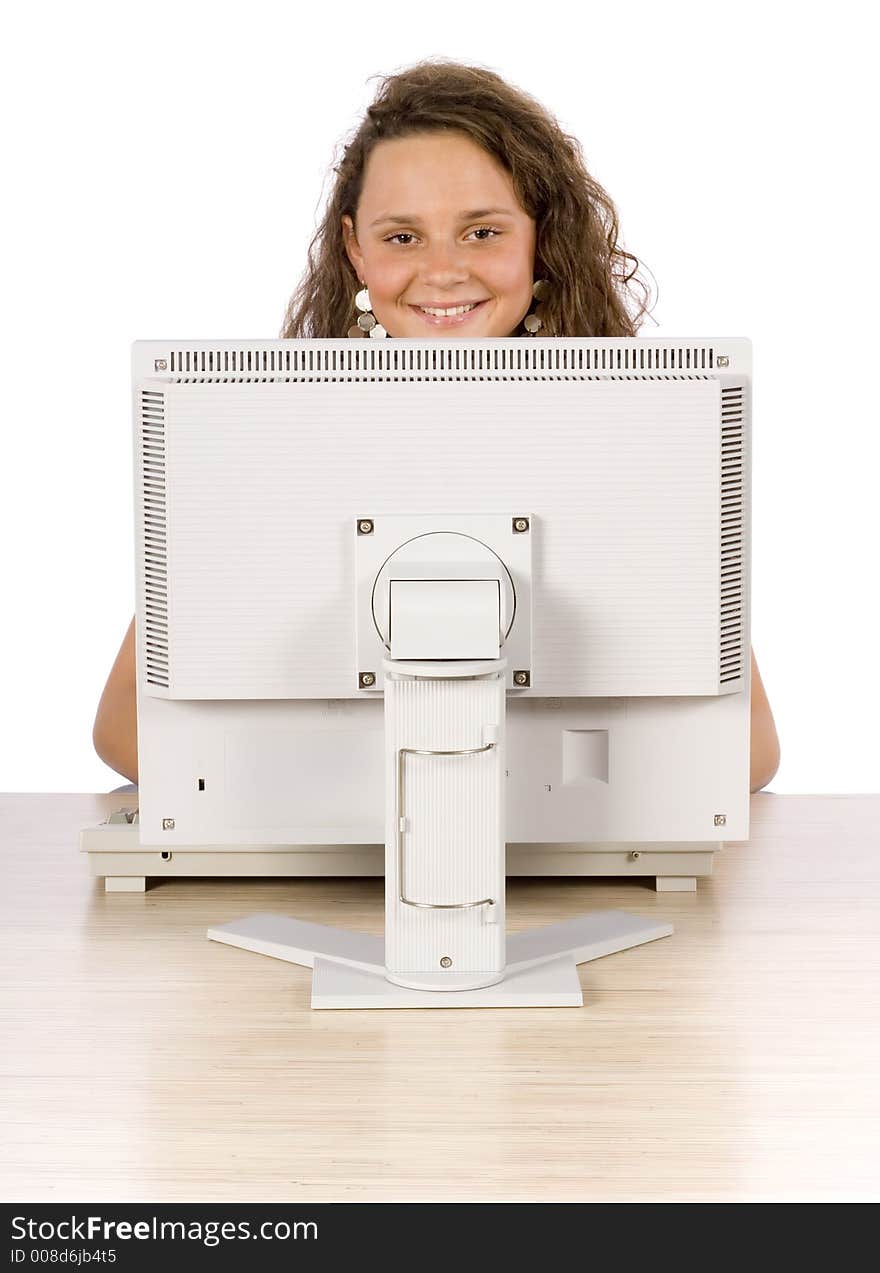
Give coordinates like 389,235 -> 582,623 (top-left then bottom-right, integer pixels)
81,337 -> 752,892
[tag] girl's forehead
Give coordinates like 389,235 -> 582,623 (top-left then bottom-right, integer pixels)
360,135 -> 522,213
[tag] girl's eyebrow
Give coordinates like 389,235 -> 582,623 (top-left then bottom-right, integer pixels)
370,207 -> 516,227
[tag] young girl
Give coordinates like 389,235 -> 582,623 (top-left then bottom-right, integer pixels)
93,58 -> 780,791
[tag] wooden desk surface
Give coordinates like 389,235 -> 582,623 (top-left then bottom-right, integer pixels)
1,792 -> 878,1203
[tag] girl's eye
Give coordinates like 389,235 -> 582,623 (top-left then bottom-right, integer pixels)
384,226 -> 502,245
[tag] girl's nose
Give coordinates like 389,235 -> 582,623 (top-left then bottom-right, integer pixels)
418,242 -> 471,283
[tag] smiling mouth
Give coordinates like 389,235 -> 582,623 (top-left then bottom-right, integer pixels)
409,300 -> 490,324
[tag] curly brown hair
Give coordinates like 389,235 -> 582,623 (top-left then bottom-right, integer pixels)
280,58 -> 656,340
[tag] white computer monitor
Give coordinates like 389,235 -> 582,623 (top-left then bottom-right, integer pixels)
130,335 -> 751,869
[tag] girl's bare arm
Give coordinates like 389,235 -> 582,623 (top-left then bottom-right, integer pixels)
750,647 -> 780,792
92,616 -> 138,784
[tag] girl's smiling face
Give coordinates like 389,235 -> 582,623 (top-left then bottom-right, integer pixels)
342,131 -> 537,338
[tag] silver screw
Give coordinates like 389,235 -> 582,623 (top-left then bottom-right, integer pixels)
154,359 -> 168,371
513,670 -> 530,686
440,956 -> 453,968
512,517 -> 529,533
717,356 -> 730,367
359,672 -> 376,688
357,519 -> 374,535
162,818 -> 175,830
630,850 -> 641,861
714,814 -> 727,826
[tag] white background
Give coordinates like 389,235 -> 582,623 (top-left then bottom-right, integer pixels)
1,0 -> 877,793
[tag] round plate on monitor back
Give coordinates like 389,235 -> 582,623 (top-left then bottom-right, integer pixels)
370,531 -> 516,653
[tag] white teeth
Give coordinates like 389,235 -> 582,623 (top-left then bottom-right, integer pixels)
418,303 -> 479,316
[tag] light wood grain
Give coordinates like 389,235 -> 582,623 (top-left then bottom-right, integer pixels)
1,792 -> 878,1202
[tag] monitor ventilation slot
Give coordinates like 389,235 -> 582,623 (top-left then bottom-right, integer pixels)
719,384 -> 745,685
173,373 -> 713,385
140,389 -> 169,688
166,342 -> 718,381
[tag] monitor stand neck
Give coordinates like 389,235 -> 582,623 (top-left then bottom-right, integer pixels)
383,655 -> 507,992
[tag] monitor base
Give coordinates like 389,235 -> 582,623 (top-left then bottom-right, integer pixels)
206,910 -> 674,1010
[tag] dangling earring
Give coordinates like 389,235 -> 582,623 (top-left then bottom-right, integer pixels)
523,278 -> 552,335
347,282 -> 387,339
